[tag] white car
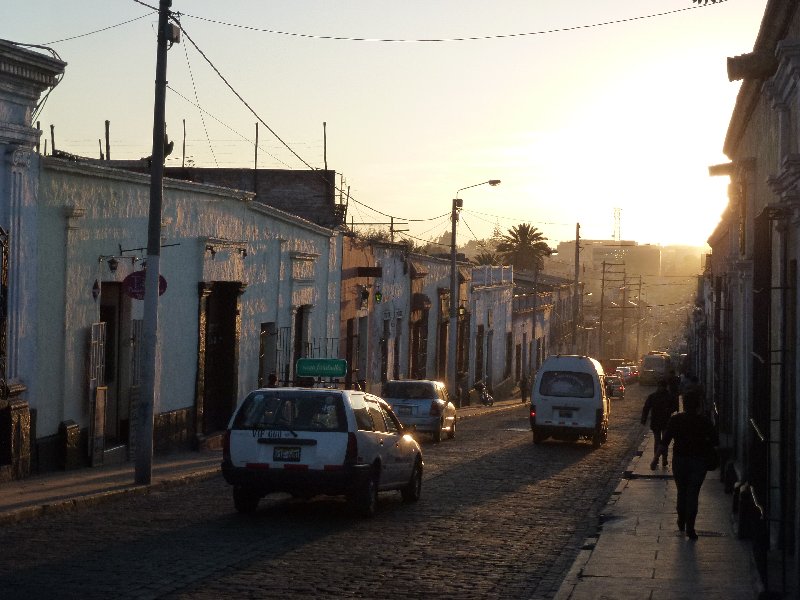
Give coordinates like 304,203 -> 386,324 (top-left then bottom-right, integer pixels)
222,387 -> 423,516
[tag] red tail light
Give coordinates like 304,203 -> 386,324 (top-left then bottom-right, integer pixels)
429,402 -> 442,416
222,430 -> 231,462
345,432 -> 358,464
530,408 -> 536,419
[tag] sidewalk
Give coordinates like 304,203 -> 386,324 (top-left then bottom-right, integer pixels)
0,395 -> 524,525
554,432 -> 764,600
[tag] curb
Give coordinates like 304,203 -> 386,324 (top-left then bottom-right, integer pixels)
0,466 -> 220,526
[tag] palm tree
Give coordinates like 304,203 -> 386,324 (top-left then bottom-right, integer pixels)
472,250 -> 501,266
495,223 -> 552,272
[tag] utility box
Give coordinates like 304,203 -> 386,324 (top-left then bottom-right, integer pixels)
59,420 -> 81,470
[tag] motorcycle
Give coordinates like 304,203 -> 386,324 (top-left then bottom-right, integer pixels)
473,381 -> 494,406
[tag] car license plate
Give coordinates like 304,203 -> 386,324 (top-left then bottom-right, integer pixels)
273,447 -> 301,462
398,406 -> 412,416
559,410 -> 573,419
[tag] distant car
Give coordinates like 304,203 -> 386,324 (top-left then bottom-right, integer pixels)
605,375 -> 625,399
640,353 -> 672,385
615,366 -> 634,383
222,387 -> 423,516
382,380 -> 457,443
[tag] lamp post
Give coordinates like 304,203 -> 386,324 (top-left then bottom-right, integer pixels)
448,179 -> 500,405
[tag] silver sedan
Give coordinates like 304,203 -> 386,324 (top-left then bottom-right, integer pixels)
382,379 -> 457,443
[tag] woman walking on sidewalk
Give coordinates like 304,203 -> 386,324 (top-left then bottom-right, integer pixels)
653,390 -> 718,540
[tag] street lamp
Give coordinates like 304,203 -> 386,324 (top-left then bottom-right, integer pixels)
449,179 -> 500,405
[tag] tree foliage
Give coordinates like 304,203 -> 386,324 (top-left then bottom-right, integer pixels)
472,250 -> 502,266
495,223 -> 552,272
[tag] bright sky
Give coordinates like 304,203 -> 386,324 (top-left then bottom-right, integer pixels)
4,0 -> 768,248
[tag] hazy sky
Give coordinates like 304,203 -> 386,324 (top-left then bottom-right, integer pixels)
5,1 -> 768,248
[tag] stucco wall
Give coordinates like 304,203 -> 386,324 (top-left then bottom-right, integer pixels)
34,158 -> 339,439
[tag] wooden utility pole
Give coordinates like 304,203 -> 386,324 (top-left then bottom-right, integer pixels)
254,122 -> 258,170
620,271 -> 628,358
599,261 -> 606,359
182,119 -> 186,168
572,222 -> 580,353
136,0 -> 174,485
105,120 -> 110,161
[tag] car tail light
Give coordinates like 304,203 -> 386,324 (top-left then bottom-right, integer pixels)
530,407 -> 536,419
429,402 -> 442,416
345,432 -> 358,464
222,430 -> 231,462
620,385 -> 625,392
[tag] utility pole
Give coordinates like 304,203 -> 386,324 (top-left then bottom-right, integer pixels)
620,271 -> 627,358
636,275 -> 642,359
448,197 -> 463,403
136,0 -> 176,485
599,261 -> 606,360
571,222 -> 580,353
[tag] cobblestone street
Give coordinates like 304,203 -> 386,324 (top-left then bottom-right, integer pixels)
0,389 -> 647,600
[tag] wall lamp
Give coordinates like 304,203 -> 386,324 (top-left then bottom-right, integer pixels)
205,245 -> 217,259
99,255 -> 139,273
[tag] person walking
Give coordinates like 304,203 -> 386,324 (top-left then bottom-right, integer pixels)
641,379 -> 677,469
653,390 -> 719,540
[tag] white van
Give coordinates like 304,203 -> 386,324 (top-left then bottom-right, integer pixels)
529,355 -> 609,448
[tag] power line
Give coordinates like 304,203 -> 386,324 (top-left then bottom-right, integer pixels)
463,209 -> 573,229
39,12 -> 155,45
180,2 -> 726,44
179,21 -> 218,168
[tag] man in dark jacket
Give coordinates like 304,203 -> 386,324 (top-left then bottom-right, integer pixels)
641,379 -> 678,469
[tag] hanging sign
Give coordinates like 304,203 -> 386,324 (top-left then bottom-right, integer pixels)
122,270 -> 167,300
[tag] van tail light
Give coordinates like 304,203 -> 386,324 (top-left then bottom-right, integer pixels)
345,432 -> 358,464
530,406 -> 536,419
429,402 -> 442,417
222,430 -> 231,462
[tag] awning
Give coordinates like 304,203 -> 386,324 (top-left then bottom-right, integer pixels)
411,292 -> 431,311
409,261 -> 428,279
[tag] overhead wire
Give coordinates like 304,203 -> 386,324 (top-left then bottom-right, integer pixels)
173,16 -> 451,227
31,0 -> 728,234
165,85 -> 290,167
178,16 -> 218,168
180,2 -> 726,44
40,12 -> 155,45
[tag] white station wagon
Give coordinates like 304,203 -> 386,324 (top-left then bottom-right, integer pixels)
222,387 -> 424,516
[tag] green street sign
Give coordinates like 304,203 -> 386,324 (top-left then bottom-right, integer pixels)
295,358 -> 348,378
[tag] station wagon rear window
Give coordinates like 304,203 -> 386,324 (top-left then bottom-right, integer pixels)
383,381 -> 436,399
232,390 -> 347,432
539,371 -> 595,398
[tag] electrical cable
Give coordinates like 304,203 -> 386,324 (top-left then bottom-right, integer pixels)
180,2 -> 726,44
174,18 -> 450,226
179,19 -> 219,167
40,12 -> 154,45
166,85 -> 290,167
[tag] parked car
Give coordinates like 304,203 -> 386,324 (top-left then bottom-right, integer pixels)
382,380 -> 457,442
530,355 -> 610,448
605,375 -> 625,399
222,387 -> 424,516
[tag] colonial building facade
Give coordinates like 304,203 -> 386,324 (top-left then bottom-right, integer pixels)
693,2 -> 800,596
1,40 -> 580,489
